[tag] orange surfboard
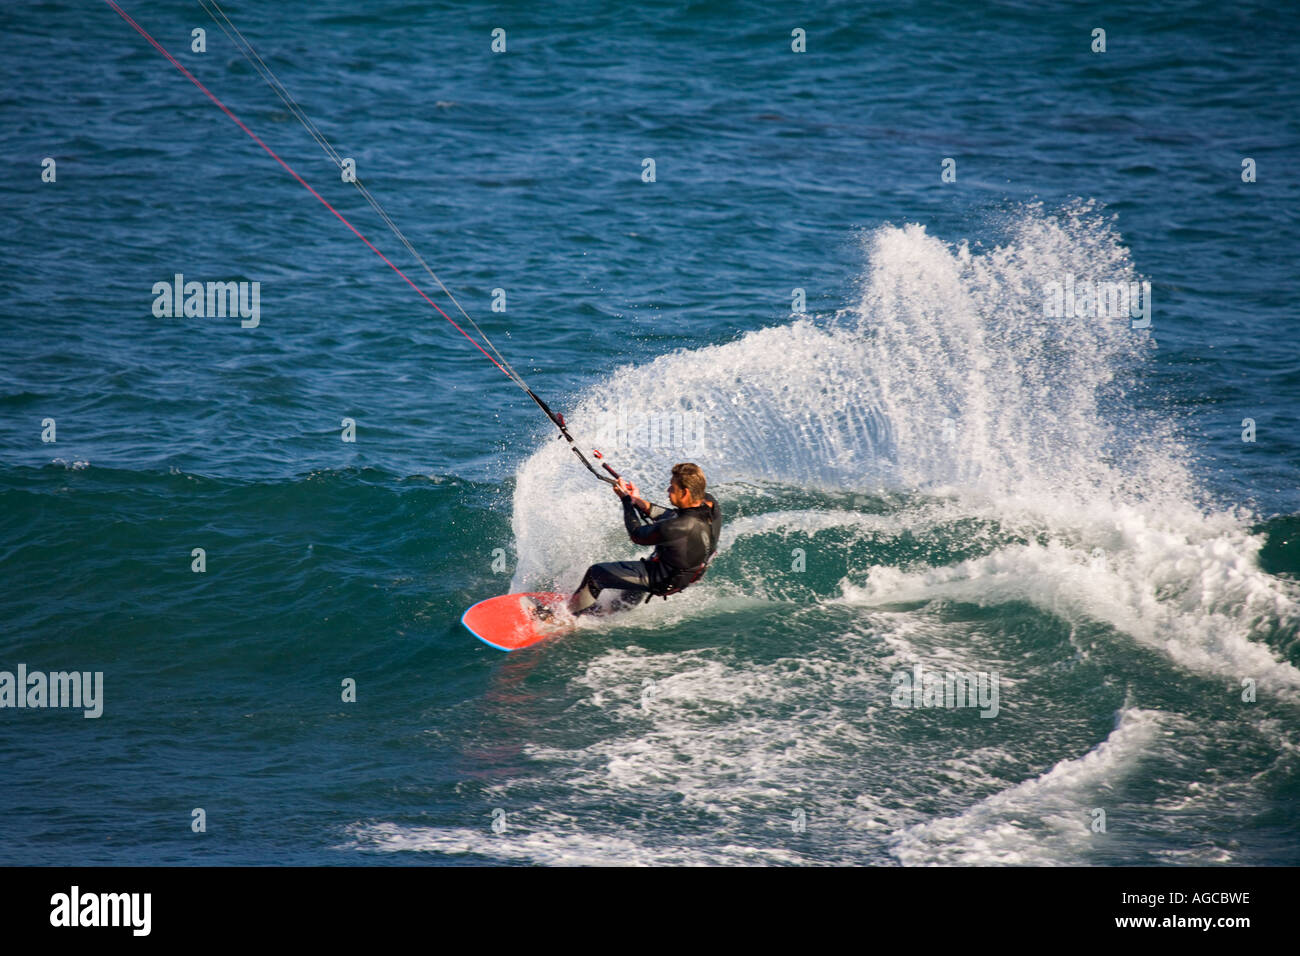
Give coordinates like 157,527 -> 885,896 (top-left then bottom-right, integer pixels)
462,591 -> 574,651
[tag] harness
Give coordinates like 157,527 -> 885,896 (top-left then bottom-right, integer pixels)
642,557 -> 712,601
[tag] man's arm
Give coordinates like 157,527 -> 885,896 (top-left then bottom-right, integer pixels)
629,495 -> 665,519
613,478 -> 665,519
623,497 -> 665,544
613,478 -> 668,544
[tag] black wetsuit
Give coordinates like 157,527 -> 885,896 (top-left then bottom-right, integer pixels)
568,493 -> 723,615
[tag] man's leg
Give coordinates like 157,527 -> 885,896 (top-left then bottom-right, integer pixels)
567,560 -> 651,616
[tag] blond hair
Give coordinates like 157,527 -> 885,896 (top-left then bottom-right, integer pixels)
671,462 -> 706,502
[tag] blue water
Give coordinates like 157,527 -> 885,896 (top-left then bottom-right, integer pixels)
1,0 -> 1297,865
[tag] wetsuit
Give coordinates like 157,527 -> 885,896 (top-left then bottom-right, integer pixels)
568,492 -> 723,615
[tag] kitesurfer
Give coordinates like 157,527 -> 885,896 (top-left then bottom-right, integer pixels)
562,462 -> 722,616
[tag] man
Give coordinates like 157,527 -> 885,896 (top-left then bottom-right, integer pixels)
563,462 -> 722,617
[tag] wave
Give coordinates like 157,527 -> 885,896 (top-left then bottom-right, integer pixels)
510,204 -> 1298,683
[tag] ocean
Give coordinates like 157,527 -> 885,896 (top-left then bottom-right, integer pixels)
0,0 -> 1297,865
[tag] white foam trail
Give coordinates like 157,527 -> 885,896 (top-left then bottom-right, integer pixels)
341,821 -> 805,866
889,707 -> 1166,866
840,499 -> 1300,693
347,626 -> 929,865
343,609 -> 1043,865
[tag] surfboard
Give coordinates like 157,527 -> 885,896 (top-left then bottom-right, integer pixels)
462,591 -> 574,651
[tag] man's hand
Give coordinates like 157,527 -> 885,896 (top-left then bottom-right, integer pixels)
613,477 -> 639,500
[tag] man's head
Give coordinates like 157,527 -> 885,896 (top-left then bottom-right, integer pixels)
668,462 -> 706,508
